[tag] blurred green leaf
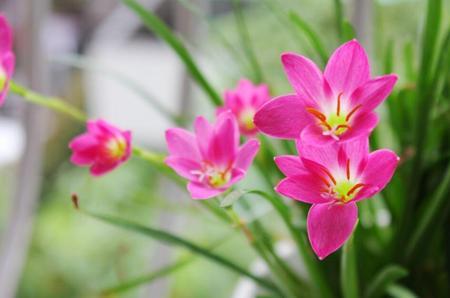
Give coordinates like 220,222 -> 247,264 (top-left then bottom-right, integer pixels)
84,211 -> 281,295
386,284 -> 418,298
365,265 -> 408,298
289,11 -> 328,65
402,41 -> 416,82
405,164 -> 450,260
232,0 -> 264,83
333,0 -> 344,41
342,20 -> 356,41
383,40 -> 394,74
101,255 -> 193,294
341,233 -> 359,298
122,0 -> 222,106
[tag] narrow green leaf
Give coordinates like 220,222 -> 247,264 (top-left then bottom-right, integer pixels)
340,233 -> 359,298
333,0 -> 344,41
342,20 -> 356,41
289,12 -> 328,65
242,190 -> 333,298
386,284 -> 418,298
232,0 -> 264,83
84,211 -> 281,295
102,255 -> 193,294
405,164 -> 450,260
383,40 -> 394,74
122,0 -> 222,106
402,41 -> 416,82
396,0 -> 443,256
365,265 -> 408,298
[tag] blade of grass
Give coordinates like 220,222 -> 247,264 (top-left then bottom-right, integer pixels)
84,210 -> 282,295
405,164 -> 450,261
289,12 -> 328,65
342,20 -> 356,41
333,0 -> 344,41
101,232 -> 235,294
121,0 -> 222,106
232,0 -> 264,83
365,265 -> 408,298
340,233 -> 359,298
396,0 -> 443,258
244,190 -> 333,298
102,255 -> 193,294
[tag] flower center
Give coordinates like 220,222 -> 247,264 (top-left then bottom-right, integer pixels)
106,137 -> 127,159
318,160 -> 365,203
238,108 -> 256,131
191,163 -> 231,188
306,93 -> 362,140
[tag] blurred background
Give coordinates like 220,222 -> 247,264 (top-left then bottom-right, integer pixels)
0,0 -> 445,297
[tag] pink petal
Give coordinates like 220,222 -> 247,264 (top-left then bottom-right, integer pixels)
0,52 -> 15,105
208,112 -> 238,167
187,182 -> 224,200
296,138 -> 339,169
300,124 -> 336,146
340,112 -> 379,142
352,185 -> 380,202
350,74 -> 398,112
165,128 -> 201,161
254,94 -> 310,139
275,176 -> 331,204
324,40 -> 370,96
307,202 -> 358,260
339,138 -> 369,177
281,53 -> 324,103
0,15 -> 13,55
252,85 -> 270,107
235,139 -> 260,171
274,155 -> 307,176
361,149 -> 399,191
90,162 -> 119,176
165,156 -> 201,180
122,130 -> 132,162
194,116 -> 213,159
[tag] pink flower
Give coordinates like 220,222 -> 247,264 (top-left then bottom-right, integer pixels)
69,119 -> 132,176
0,14 -> 15,106
218,79 -> 270,137
165,112 -> 260,199
274,138 -> 399,259
254,40 -> 397,145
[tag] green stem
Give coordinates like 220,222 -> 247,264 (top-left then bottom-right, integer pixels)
9,80 -> 87,122
341,233 -> 359,298
249,190 -> 333,298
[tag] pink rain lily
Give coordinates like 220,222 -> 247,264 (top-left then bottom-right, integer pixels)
69,119 -> 132,176
254,39 -> 397,145
218,79 -> 270,137
165,112 -> 260,199
274,138 -> 399,259
0,14 -> 15,106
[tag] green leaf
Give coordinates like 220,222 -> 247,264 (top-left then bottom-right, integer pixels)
365,265 -> 408,298
122,0 -> 222,106
386,284 -> 418,298
383,40 -> 394,74
288,12 -> 329,65
333,0 -> 344,41
340,233 -> 359,298
405,164 -> 450,260
84,211 -> 281,295
101,255 -> 193,294
342,20 -> 356,41
232,0 -> 264,83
